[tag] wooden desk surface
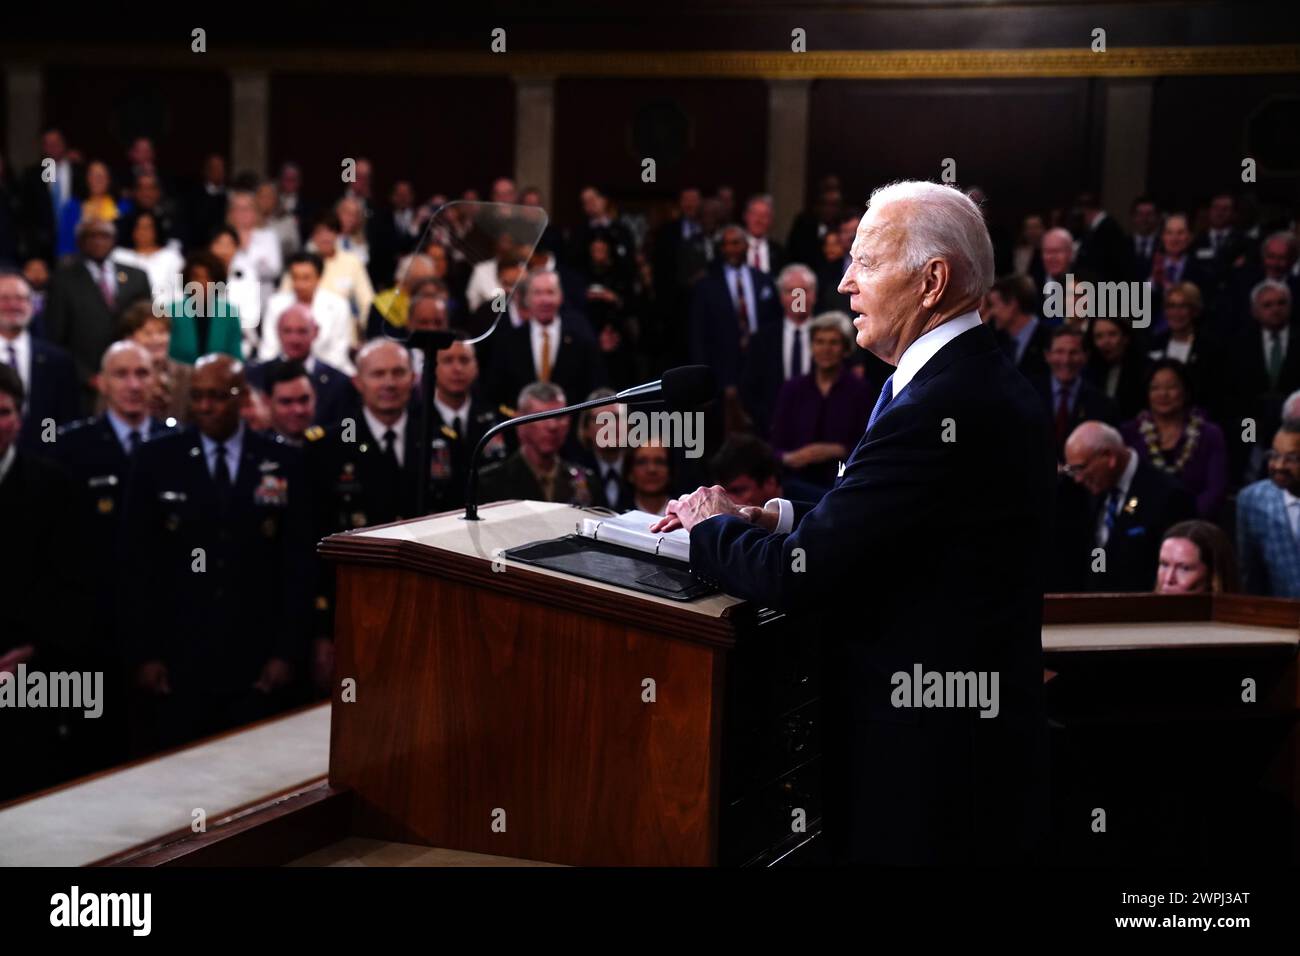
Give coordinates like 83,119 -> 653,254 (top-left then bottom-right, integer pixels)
0,704 -> 330,867
348,499 -> 745,620
1043,621 -> 1300,653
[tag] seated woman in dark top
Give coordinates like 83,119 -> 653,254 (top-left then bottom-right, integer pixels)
1084,315 -> 1150,421
769,311 -> 876,488
1119,358 -> 1228,520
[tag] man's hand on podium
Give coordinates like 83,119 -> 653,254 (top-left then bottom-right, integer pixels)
651,485 -> 749,534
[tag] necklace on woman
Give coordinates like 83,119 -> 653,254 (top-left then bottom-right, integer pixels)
1139,409 -> 1202,474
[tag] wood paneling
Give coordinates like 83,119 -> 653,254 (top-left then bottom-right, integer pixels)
328,562 -> 727,865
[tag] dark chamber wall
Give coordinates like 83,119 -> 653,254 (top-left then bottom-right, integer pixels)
43,67 -> 232,186
809,78 -> 1097,233
553,77 -> 769,227
267,74 -> 515,206
1148,74 -> 1300,214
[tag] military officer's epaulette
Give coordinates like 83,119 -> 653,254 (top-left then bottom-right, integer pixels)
56,417 -> 98,438
498,404 -> 516,418
304,425 -> 326,442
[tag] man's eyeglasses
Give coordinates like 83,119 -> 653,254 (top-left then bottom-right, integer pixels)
1266,451 -> 1300,467
1060,452 -> 1099,478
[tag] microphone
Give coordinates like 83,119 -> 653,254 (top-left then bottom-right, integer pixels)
615,364 -> 715,410
462,365 -> 716,521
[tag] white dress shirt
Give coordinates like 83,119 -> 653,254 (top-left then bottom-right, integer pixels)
1095,449 -> 1139,548
1283,488 -> 1300,540
783,318 -> 812,380
530,318 -> 562,379
363,408 -> 407,467
1,331 -> 32,398
723,264 -> 758,334
200,424 -> 245,484
746,235 -> 772,273
259,288 -> 355,374
434,395 -> 468,436
112,244 -> 184,305
765,310 -> 982,534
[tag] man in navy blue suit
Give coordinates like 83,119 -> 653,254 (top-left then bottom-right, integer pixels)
0,272 -> 79,451
655,181 -> 1055,864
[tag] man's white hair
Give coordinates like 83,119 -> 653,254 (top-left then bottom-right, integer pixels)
865,181 -> 994,301
1283,388 -> 1300,421
776,263 -> 817,292
1252,277 -> 1292,307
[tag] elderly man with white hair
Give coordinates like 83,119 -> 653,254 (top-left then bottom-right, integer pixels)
1057,420 -> 1195,593
741,262 -> 818,435
653,180 -> 1055,864
247,302 -> 357,427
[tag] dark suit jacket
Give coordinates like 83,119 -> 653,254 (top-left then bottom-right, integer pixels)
18,337 -> 81,450
18,160 -> 84,261
486,316 -> 606,411
1224,322 -> 1300,475
1051,458 -> 1197,593
690,322 -> 1054,864
994,318 -> 1052,384
739,318 -> 790,437
248,357 -> 358,427
1084,347 -> 1150,422
1033,373 -> 1119,459
1076,215 -> 1133,282
689,265 -> 781,391
44,256 -> 152,408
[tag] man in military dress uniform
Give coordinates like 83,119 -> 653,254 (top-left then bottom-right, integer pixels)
427,338 -> 510,514
478,381 -> 606,508
51,341 -> 174,769
122,354 -> 313,752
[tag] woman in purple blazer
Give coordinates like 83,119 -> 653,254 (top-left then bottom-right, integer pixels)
769,311 -> 877,488
1120,357 -> 1228,520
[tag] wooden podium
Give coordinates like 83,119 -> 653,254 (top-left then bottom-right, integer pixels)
318,500 -> 822,867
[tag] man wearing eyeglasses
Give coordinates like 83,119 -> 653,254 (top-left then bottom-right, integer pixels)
1237,419 -> 1300,597
1056,420 -> 1194,592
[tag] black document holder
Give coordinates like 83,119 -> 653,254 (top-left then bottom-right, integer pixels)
503,535 -> 717,602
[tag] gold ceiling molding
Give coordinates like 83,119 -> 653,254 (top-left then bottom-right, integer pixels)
5,44 -> 1297,79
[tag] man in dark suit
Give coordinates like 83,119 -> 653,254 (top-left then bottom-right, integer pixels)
987,273 -> 1050,382
690,224 -> 782,434
1072,192 -> 1133,283
1129,195 -> 1161,282
17,128 -> 83,262
1,272 -> 79,449
1057,421 -> 1196,592
0,364 -> 92,800
742,194 -> 786,276
246,302 -> 357,426
184,154 -> 228,250
43,218 -> 151,411
1224,279 -> 1300,481
123,354 -> 313,751
486,270 -> 605,413
1035,326 -> 1118,460
741,263 -> 816,437
1192,193 -> 1250,290
656,182 -> 1054,864
1151,213 -> 1218,330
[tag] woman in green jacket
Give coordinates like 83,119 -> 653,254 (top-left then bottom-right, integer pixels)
168,250 -> 244,363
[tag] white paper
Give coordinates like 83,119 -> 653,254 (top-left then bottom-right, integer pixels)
578,510 -> 690,563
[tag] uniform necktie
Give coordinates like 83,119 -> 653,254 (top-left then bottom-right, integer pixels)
213,442 -> 232,505
750,241 -> 762,270
866,375 -> 895,434
451,415 -> 463,441
790,326 -> 804,379
540,327 -> 552,382
3,341 -> 15,370
733,270 -> 750,349
382,428 -> 398,466
1268,331 -> 1284,387
128,430 -> 142,456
